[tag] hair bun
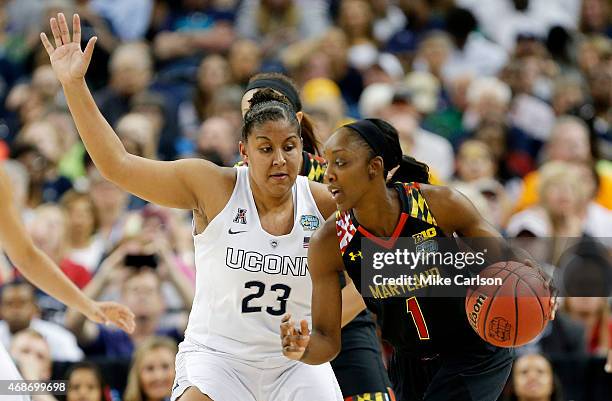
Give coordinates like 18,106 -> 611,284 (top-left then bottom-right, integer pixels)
248,88 -> 291,110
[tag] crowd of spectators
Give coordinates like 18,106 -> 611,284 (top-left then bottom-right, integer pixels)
0,0 -> 610,400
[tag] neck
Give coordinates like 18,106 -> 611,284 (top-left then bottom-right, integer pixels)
70,232 -> 90,248
353,182 -> 401,237
549,212 -> 583,236
132,315 -> 158,338
98,208 -> 121,230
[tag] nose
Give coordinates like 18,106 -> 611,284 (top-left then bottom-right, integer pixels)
272,148 -> 286,166
324,166 -> 335,184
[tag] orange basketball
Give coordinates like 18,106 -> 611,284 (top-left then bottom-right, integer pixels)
465,261 -> 553,347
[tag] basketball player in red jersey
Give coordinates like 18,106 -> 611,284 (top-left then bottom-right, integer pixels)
281,119 -> 553,401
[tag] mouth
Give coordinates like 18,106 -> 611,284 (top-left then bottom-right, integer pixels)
525,381 -> 542,391
269,172 -> 289,181
328,187 -> 343,200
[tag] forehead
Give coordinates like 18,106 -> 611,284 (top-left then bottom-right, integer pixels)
14,333 -> 48,351
516,355 -> 550,370
142,346 -> 175,363
2,285 -> 34,301
125,271 -> 160,287
249,119 -> 299,141
324,128 -> 362,153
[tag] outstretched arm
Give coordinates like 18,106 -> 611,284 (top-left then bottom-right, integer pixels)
0,166 -> 134,333
281,220 -> 344,364
40,13 -> 227,211
423,185 -> 529,263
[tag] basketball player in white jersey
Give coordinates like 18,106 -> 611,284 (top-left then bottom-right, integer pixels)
41,14 -> 347,401
0,164 -> 135,401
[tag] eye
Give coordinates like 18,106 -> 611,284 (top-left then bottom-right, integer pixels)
283,144 -> 296,152
334,159 -> 345,167
259,146 -> 272,153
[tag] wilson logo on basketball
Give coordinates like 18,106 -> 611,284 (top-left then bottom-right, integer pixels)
468,294 -> 487,329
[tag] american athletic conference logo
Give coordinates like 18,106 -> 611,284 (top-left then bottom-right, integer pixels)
233,208 -> 247,224
300,215 -> 320,231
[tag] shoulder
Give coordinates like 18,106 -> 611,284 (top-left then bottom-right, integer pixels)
188,163 -> 237,216
308,180 -> 336,219
311,214 -> 339,245
309,214 -> 343,268
419,184 -> 463,209
418,184 -> 479,232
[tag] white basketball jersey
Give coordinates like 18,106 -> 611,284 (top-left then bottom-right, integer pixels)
185,167 -> 324,360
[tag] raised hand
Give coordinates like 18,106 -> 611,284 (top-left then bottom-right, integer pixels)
85,301 -> 136,333
280,314 -> 311,361
40,13 -> 97,85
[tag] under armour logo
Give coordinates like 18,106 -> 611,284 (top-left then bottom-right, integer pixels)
233,208 -> 247,224
349,251 -> 362,261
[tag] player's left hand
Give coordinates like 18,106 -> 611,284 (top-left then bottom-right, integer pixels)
85,301 -> 136,333
280,314 -> 310,361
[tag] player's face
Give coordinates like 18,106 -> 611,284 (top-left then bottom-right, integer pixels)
513,354 -> 554,400
240,119 -> 302,198
67,369 -> 102,401
139,347 -> 175,401
323,129 -> 372,211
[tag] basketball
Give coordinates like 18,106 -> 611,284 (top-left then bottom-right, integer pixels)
465,261 -> 553,348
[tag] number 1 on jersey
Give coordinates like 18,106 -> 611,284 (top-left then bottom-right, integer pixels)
406,297 -> 430,340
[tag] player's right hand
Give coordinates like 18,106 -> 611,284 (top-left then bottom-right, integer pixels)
280,314 -> 310,361
40,13 -> 96,85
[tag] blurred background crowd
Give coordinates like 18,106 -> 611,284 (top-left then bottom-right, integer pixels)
0,0 -> 610,400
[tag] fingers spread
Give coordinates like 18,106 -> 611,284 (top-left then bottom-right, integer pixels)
83,37 -> 97,66
72,14 -> 81,44
50,18 -> 62,48
57,13 -> 71,44
40,33 -> 54,55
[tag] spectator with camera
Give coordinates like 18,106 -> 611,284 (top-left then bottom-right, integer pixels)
65,235 -> 193,359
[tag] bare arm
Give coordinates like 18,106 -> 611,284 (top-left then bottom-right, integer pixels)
424,185 -> 543,269
0,166 -> 134,333
341,272 -> 366,327
64,244 -> 128,343
281,219 -> 344,364
41,13 -> 229,211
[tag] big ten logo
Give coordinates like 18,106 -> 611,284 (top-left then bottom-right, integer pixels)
348,251 -> 362,261
412,227 -> 437,244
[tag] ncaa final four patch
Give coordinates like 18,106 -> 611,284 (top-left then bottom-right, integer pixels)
300,215 -> 320,231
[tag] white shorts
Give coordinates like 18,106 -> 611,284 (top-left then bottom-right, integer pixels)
0,345 -> 30,401
171,340 -> 342,401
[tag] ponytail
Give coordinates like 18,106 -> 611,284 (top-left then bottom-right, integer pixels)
389,155 -> 430,184
299,114 -> 321,155
342,118 -> 431,184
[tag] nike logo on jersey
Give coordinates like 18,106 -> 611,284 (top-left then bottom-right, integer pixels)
228,228 -> 248,234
